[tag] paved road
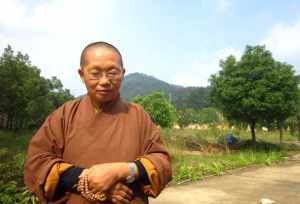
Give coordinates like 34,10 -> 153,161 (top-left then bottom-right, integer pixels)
151,156 -> 300,204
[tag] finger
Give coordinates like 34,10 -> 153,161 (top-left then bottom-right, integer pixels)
90,187 -> 98,194
122,193 -> 132,201
87,182 -> 101,194
120,184 -> 133,195
120,198 -> 130,204
110,183 -> 124,195
111,186 -> 133,200
111,198 -> 117,203
113,195 -> 130,204
115,182 -> 122,189
119,190 -> 133,201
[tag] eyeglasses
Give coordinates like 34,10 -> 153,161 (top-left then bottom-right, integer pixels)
88,69 -> 122,81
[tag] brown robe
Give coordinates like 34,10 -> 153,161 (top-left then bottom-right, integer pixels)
24,95 -> 172,204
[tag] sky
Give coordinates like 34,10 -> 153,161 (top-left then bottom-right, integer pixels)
1,0 -> 300,96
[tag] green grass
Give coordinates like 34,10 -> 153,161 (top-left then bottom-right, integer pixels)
161,126 -> 299,151
161,126 -> 300,184
171,150 -> 287,184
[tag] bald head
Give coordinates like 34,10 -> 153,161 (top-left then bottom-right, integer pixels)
80,41 -> 123,68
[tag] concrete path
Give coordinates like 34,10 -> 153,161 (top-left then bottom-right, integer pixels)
151,155 -> 300,204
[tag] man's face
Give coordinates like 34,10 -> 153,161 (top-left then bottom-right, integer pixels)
79,47 -> 125,104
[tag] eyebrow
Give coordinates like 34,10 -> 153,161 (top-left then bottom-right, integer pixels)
89,66 -> 121,72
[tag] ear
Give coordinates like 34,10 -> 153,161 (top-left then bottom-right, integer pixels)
78,68 -> 85,83
121,68 -> 126,79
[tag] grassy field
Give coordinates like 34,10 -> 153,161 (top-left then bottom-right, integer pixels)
161,126 -> 300,184
0,126 -> 299,203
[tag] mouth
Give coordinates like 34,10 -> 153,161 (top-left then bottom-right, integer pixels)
96,89 -> 112,95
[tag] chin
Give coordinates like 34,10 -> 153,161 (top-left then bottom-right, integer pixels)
88,90 -> 118,104
94,93 -> 114,103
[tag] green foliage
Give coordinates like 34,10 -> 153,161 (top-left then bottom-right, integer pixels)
173,150 -> 286,184
132,92 -> 177,128
181,87 -> 212,110
177,108 -> 222,128
0,149 -> 37,204
197,108 -> 222,124
0,181 -> 38,204
0,45 -> 74,130
173,163 -> 203,183
177,108 -> 197,128
210,45 -> 300,142
0,131 -> 38,203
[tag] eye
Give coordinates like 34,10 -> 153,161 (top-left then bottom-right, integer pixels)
107,69 -> 121,77
89,70 -> 100,79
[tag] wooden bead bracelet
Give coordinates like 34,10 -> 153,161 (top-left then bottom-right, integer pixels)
78,174 -> 107,202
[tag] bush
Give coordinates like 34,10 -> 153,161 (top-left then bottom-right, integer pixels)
132,92 -> 177,128
0,147 -> 37,204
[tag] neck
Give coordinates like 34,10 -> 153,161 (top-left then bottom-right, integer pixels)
91,100 -> 104,112
88,94 -> 120,113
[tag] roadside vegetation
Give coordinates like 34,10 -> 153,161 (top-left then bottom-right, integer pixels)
1,126 -> 299,203
161,128 -> 300,184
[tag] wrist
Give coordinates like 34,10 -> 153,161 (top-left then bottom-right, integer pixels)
79,168 -> 89,178
116,163 -> 131,180
116,162 -> 138,182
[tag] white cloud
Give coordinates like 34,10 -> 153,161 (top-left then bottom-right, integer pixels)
172,19 -> 300,88
262,20 -> 300,71
0,0 -> 120,96
172,47 -> 241,87
173,19 -> 300,88
0,0 -> 26,26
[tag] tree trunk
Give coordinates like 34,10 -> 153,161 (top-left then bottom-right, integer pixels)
250,121 -> 256,143
276,120 -> 284,144
297,116 -> 300,142
279,126 -> 283,144
3,114 -> 8,130
289,123 -> 295,136
7,115 -> 11,130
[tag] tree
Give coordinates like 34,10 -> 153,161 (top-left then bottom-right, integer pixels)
198,107 -> 222,124
210,45 -> 300,143
182,87 -> 212,110
132,92 -> 177,128
264,62 -> 300,143
0,45 -> 74,130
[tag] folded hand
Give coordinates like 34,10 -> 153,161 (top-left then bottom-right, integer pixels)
82,163 -> 129,194
108,182 -> 133,204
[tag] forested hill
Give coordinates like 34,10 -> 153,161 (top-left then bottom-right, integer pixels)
120,73 -> 212,110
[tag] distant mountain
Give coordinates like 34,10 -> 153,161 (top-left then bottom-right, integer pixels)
120,73 -> 212,110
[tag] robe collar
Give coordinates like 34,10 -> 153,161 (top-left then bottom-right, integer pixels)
86,94 -> 122,114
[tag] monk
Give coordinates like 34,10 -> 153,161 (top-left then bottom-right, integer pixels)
24,41 -> 172,204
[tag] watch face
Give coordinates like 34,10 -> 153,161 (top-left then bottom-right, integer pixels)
126,162 -> 137,183
126,175 -> 135,183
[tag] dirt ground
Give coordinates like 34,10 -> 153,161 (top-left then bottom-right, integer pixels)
150,155 -> 300,204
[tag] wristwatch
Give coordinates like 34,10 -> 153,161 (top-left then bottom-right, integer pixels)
126,162 -> 137,183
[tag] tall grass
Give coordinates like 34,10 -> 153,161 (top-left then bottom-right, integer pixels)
172,150 -> 287,184
161,126 -> 300,184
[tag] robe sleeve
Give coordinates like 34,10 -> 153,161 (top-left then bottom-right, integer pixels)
44,162 -> 74,200
137,105 -> 172,197
24,105 -> 68,202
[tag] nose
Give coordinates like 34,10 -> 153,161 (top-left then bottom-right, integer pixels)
97,75 -> 111,86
